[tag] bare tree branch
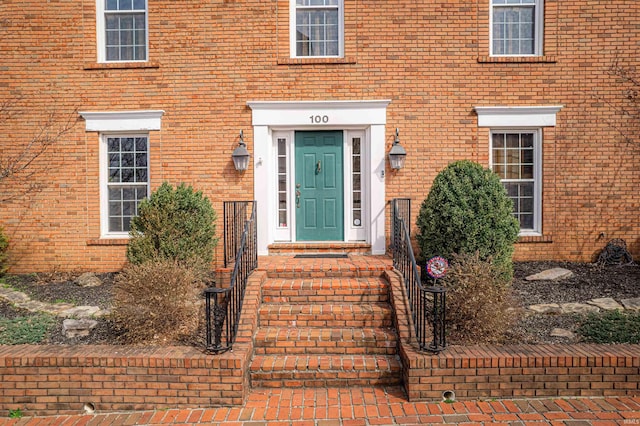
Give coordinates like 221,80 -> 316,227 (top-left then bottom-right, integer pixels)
0,97 -> 79,202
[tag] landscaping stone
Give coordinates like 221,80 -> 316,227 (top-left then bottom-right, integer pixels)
62,319 -> 98,338
550,328 -> 575,339
560,303 -> 600,314
620,297 -> 640,311
525,268 -> 574,281
587,298 -> 625,311
75,272 -> 103,288
61,305 -> 102,318
528,303 -> 562,314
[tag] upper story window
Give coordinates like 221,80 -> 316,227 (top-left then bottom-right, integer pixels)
98,0 -> 148,62
292,0 -> 343,57
491,0 -> 543,56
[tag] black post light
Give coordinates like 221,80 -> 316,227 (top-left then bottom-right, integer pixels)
388,128 -> 407,170
232,130 -> 250,172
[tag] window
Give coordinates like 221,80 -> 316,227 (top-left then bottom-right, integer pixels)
104,135 -> 149,234
351,137 -> 362,228
491,0 -> 543,56
490,130 -> 541,233
98,0 -> 148,62
292,0 -> 343,57
277,138 -> 289,228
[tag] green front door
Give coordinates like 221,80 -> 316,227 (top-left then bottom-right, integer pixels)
295,131 -> 344,241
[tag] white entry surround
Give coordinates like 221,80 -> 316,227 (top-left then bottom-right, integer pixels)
247,100 -> 391,256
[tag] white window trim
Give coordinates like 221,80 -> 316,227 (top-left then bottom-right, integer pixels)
475,106 -> 562,127
96,0 -> 149,63
99,133 -> 150,238
476,105 -> 561,236
489,0 -> 544,57
344,130 -> 368,242
80,110 -> 164,132
289,0 -> 344,58
80,110 -> 163,238
489,128 -> 543,236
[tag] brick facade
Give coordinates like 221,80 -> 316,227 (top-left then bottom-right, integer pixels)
0,1 -> 638,272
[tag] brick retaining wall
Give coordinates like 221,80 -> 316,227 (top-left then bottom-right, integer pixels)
385,270 -> 640,402
0,271 -> 265,417
0,270 -> 638,416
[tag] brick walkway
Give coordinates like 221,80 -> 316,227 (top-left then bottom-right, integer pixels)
2,387 -> 639,425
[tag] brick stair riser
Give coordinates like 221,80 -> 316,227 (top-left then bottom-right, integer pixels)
250,355 -> 402,388
258,304 -> 393,328
253,328 -> 397,356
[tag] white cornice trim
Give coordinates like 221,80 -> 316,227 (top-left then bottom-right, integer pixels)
79,110 -> 164,132
474,106 -> 563,127
247,100 -> 391,126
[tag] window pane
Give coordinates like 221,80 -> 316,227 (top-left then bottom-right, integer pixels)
521,165 -> 534,179
492,4 -> 535,55
118,0 -> 133,10
296,5 -> 339,57
279,211 -> 287,227
353,156 -> 360,172
133,0 -> 145,10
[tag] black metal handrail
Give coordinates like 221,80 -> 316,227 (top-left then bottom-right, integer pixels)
205,201 -> 257,353
391,198 -> 446,353
223,201 -> 250,268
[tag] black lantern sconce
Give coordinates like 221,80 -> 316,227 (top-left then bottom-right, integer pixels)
232,130 -> 250,172
388,128 -> 407,170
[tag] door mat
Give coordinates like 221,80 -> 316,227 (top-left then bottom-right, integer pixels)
293,254 -> 349,259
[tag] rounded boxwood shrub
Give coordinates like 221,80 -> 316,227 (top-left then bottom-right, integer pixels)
126,182 -> 218,271
416,160 -> 519,281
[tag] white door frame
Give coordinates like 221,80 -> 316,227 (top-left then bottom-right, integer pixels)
247,100 -> 391,256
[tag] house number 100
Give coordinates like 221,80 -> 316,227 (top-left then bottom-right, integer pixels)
310,115 -> 329,124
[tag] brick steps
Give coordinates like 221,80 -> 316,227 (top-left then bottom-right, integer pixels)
261,277 -> 389,303
258,303 -> 393,327
250,261 -> 401,389
253,327 -> 398,355
250,354 -> 402,388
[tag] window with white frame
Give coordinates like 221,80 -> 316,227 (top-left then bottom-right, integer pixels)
491,0 -> 543,56
104,135 -> 149,234
490,130 -> 541,233
98,0 -> 148,62
292,0 -> 343,57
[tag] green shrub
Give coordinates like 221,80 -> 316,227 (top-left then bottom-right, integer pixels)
112,260 -> 205,344
126,182 -> 218,271
440,252 -> 515,344
416,160 -> 519,281
577,310 -> 640,344
0,227 -> 8,276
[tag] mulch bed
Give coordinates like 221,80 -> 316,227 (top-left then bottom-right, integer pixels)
1,261 -> 638,346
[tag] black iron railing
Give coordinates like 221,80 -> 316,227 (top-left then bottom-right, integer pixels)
223,201 -> 251,268
391,198 -> 446,353
205,201 -> 257,353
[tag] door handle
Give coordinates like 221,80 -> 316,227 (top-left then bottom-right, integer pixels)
316,160 -> 321,174
295,185 -> 301,208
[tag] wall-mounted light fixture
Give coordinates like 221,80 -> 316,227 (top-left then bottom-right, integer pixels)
232,130 -> 250,172
388,128 -> 407,170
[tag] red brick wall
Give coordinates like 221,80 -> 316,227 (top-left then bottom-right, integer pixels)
0,0 -> 638,272
386,270 -> 640,402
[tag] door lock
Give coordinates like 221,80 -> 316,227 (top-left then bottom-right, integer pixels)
316,160 -> 321,174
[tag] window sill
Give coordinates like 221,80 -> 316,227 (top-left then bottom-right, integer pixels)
517,234 -> 553,244
278,57 -> 357,66
477,56 -> 556,64
83,61 -> 160,71
87,238 -> 129,246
